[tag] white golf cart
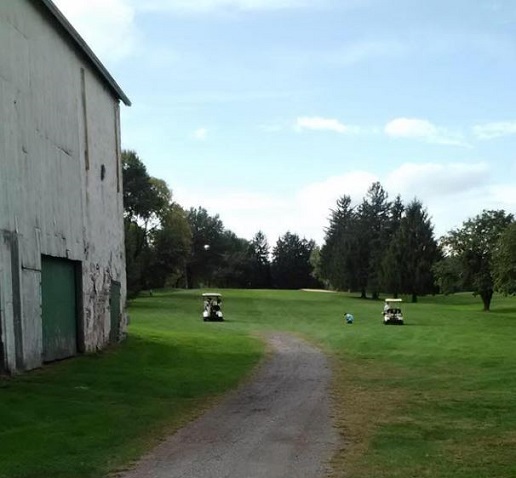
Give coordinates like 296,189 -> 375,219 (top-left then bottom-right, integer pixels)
202,293 -> 224,322
383,298 -> 404,325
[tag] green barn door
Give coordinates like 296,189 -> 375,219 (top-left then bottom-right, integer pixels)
41,256 -> 78,362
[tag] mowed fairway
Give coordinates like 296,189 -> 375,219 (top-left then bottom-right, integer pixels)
1,289 -> 516,477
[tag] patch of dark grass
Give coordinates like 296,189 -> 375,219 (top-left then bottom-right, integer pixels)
0,319 -> 263,478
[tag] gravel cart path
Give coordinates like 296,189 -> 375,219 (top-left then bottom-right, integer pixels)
120,333 -> 339,478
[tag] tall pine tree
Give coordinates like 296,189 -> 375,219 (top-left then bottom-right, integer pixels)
249,231 -> 271,288
320,195 -> 355,290
386,199 -> 438,302
357,182 -> 391,299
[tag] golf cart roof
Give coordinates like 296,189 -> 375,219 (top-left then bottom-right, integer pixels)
385,298 -> 402,303
202,293 -> 222,298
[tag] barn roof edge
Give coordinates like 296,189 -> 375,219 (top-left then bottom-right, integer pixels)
37,0 -> 132,106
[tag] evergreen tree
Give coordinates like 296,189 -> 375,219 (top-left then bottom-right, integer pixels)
211,232 -> 253,288
249,231 -> 271,288
356,182 -> 391,299
271,232 -> 319,289
389,199 -> 438,302
387,194 -> 404,236
380,195 -> 405,297
319,195 -> 355,290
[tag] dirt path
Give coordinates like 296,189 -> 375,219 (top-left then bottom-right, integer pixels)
119,333 -> 339,478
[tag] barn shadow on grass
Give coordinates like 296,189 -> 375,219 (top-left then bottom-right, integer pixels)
0,331 -> 262,477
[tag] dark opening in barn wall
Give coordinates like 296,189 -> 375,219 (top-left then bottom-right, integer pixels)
0,274 -> 4,373
41,256 -> 79,362
0,296 -> 5,374
109,281 -> 121,343
1,230 -> 23,372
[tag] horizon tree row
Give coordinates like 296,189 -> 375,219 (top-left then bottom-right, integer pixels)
184,209 -> 320,290
317,181 -> 516,310
122,150 -> 516,307
122,150 -> 319,295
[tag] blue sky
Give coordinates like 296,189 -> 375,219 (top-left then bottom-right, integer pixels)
55,0 -> 516,245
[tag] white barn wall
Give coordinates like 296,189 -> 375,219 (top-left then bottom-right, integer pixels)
0,1 -> 127,372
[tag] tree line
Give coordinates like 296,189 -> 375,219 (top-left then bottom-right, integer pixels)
123,150 -> 516,310
315,182 -> 516,310
316,182 -> 438,303
122,150 -> 320,296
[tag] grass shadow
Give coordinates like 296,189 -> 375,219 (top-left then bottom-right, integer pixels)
0,330 -> 263,478
492,306 -> 516,315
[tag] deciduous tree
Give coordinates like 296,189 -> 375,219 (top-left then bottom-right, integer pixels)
122,150 -> 171,295
185,207 -> 225,288
442,210 -> 514,311
493,222 -> 516,296
147,204 -> 192,289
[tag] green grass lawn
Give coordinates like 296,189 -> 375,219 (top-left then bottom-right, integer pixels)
1,289 -> 516,477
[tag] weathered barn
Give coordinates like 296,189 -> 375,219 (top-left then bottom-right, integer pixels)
0,0 -> 131,373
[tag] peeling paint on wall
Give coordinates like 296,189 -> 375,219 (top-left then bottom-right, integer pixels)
0,1 -> 128,373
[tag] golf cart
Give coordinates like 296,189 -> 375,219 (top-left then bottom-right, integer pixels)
202,293 -> 224,322
383,298 -> 404,325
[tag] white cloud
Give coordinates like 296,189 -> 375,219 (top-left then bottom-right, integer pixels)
427,184 -> 516,237
295,116 -> 361,134
473,121 -> 516,140
192,128 -> 208,141
293,171 -> 378,240
385,118 -> 436,138
385,118 -> 467,147
51,0 -> 362,64
174,188 -> 293,243
383,161 -> 516,237
175,171 -> 378,245
296,171 -> 377,208
385,162 -> 489,198
53,0 -> 139,62
174,161 -> 514,245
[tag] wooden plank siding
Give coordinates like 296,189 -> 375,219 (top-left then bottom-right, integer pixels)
0,1 -> 128,372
